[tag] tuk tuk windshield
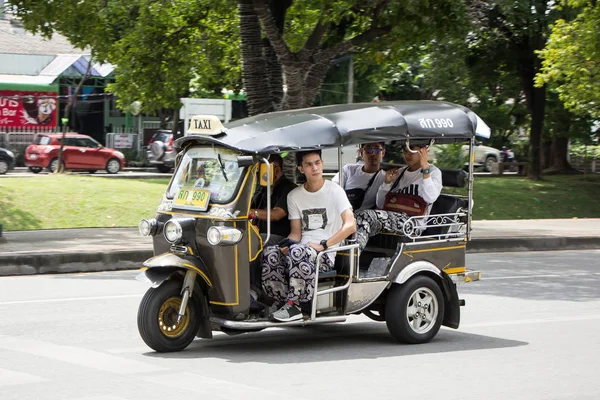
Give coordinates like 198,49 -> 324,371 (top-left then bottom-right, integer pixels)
167,146 -> 245,205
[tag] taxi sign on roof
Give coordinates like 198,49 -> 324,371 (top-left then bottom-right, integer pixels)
187,115 -> 227,135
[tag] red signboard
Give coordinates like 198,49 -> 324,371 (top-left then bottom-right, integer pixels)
0,90 -> 58,128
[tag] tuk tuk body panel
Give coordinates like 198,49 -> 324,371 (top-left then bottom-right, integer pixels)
390,240 -> 467,281
345,281 -> 390,314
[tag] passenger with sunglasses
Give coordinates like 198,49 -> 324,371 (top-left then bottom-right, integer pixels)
354,143 -> 442,251
332,142 -> 387,211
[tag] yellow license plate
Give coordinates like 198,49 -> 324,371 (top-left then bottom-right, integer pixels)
173,188 -> 210,211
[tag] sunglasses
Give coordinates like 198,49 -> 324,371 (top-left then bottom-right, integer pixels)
362,148 -> 383,154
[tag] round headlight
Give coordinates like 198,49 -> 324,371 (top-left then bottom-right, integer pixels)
207,226 -> 222,245
164,220 -> 183,243
138,218 -> 157,236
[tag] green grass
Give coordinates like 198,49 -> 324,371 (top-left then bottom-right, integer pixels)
471,174 -> 600,220
0,175 -> 169,231
0,174 -> 599,231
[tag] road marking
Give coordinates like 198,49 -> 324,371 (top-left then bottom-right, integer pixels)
482,274 -> 561,280
0,294 -> 142,306
0,335 -> 166,374
141,372 -> 307,400
462,314 -> 600,328
0,367 -> 50,387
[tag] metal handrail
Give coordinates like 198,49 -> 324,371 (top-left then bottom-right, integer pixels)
310,242 -> 359,320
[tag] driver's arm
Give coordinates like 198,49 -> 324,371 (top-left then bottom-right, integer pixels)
288,219 -> 302,242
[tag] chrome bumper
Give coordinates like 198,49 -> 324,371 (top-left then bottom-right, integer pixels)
448,269 -> 481,284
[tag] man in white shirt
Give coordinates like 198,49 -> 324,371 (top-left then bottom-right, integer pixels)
332,142 -> 386,211
261,150 -> 356,322
355,143 -> 443,250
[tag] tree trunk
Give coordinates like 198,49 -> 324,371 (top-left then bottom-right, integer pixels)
239,0 -> 272,116
545,136 -> 579,174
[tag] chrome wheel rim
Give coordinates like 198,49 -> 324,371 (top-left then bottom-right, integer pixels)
0,161 -> 7,174
485,158 -> 495,171
405,287 -> 438,334
50,159 -> 58,172
107,159 -> 120,173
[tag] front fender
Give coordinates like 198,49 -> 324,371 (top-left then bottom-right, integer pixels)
141,252 -> 213,289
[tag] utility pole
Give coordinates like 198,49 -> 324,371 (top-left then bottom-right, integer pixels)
347,54 -> 354,104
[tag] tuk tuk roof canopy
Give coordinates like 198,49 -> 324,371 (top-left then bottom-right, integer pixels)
176,100 -> 491,154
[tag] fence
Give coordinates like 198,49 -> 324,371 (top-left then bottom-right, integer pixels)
570,156 -> 598,173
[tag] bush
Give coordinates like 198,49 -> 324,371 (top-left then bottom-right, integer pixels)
434,144 -> 468,169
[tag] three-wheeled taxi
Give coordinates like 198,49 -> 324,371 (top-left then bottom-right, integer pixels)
136,101 -> 486,352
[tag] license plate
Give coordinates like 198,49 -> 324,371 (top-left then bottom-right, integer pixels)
173,188 -> 210,211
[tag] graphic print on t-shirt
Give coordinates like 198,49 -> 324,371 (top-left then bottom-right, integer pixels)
396,184 -> 419,196
302,208 -> 328,231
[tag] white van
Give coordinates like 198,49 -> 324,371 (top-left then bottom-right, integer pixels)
321,145 -> 360,171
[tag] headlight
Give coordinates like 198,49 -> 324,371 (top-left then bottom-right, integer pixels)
6,150 -> 14,158
114,151 -> 125,158
164,220 -> 183,243
44,146 -> 53,153
138,218 -> 158,236
207,226 -> 243,246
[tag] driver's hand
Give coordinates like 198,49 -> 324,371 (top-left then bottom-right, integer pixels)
308,242 -> 323,252
280,246 -> 289,256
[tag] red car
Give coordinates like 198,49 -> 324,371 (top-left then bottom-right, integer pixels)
25,133 -> 126,174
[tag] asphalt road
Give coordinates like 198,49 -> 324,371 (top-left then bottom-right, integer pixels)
1,249 -> 599,400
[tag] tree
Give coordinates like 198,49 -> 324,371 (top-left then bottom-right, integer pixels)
238,0 -> 468,115
10,0 -> 242,127
536,0 -> 600,119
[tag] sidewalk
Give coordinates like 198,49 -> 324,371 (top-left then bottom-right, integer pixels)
1,219 -> 599,276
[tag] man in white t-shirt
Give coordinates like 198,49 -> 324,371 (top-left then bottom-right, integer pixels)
332,142 -> 386,211
261,150 -> 356,322
355,143 -> 443,250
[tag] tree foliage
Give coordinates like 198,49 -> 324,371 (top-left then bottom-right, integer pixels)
536,0 -> 600,119
10,0 -> 242,118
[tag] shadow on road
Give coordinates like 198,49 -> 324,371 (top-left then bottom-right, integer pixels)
143,321 -> 527,364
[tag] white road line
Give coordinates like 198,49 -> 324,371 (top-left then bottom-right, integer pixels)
0,294 -> 142,306
142,372 -> 308,400
0,367 -> 50,387
482,274 -> 561,280
461,314 -> 600,328
0,335 -> 166,375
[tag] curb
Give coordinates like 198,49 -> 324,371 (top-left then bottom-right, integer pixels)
0,249 -> 153,276
1,237 -> 600,277
466,236 -> 600,253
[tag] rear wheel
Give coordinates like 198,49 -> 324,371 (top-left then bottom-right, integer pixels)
156,164 -> 172,173
28,166 -> 42,174
385,276 -> 445,344
0,160 -> 8,174
48,158 -> 64,173
105,158 -> 120,174
137,280 -> 201,352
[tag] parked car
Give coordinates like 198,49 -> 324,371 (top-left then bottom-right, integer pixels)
24,133 -> 125,174
430,142 -> 501,171
146,130 -> 176,173
0,146 -> 15,175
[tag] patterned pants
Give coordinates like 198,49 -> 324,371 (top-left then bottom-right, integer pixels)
261,243 -> 334,303
355,209 -> 410,251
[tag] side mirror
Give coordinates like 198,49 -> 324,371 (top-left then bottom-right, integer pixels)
259,163 -> 274,187
237,155 -> 254,167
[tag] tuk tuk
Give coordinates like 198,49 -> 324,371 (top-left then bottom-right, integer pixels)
136,100 -> 486,352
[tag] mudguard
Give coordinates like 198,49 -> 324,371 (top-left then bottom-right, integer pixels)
141,252 -> 213,290
392,260 -> 460,329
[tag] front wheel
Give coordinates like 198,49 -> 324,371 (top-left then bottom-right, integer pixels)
0,160 -> 8,175
105,158 -> 121,174
385,276 -> 445,344
484,156 -> 497,172
137,280 -> 202,352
